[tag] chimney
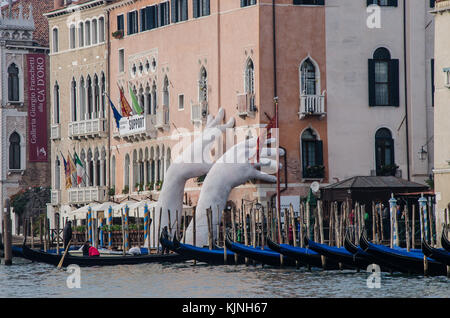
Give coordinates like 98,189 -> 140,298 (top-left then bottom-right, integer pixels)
53,0 -> 65,10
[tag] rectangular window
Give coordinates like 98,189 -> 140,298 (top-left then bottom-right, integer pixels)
178,94 -> 184,110
293,0 -> 325,5
140,8 -> 147,32
172,0 -> 188,23
158,2 -> 170,27
241,0 -> 257,7
119,49 -> 124,73
117,14 -> 124,31
374,61 -> 389,106
127,11 -> 138,35
145,6 -> 157,30
193,0 -> 210,18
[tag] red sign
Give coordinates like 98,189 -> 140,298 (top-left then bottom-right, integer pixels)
27,54 -> 48,162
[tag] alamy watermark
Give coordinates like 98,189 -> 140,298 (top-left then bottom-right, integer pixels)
66,264 -> 81,289
366,264 -> 381,289
367,5 -> 382,29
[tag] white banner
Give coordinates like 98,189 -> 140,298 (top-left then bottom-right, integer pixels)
119,114 -> 146,136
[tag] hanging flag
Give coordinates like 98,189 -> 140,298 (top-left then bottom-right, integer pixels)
74,152 -> 85,185
67,152 -> 77,185
61,152 -> 72,189
129,86 -> 143,115
118,84 -> 133,117
106,93 -> 123,129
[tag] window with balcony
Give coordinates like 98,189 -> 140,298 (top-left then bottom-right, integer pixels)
375,128 -> 396,176
193,0 -> 210,18
369,47 -> 399,107
301,129 -> 324,179
301,58 -> 317,95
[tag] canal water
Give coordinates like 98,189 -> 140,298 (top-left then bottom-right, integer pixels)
0,258 -> 448,298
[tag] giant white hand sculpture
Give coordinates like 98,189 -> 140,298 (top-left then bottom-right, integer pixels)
184,137 -> 284,247
149,108 -> 234,247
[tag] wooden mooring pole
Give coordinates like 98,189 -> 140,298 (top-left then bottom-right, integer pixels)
3,198 -> 12,265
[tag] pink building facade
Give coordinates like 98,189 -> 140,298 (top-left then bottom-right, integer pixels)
107,0 -> 328,211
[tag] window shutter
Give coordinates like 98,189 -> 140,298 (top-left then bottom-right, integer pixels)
171,0 -> 177,23
156,4 -> 161,27
301,141 -> 307,171
182,0 -> 188,21
140,9 -> 146,31
193,0 -> 198,18
389,59 -> 400,107
368,59 -> 376,106
241,0 -> 245,7
166,2 -> 170,24
127,12 -> 131,35
315,140 -> 324,166
146,7 -> 153,30
205,0 -> 210,15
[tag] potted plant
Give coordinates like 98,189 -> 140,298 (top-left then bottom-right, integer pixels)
146,182 -> 154,191
196,175 -> 206,184
303,165 -> 325,179
112,30 -> 124,39
122,185 -> 129,194
156,180 -> 163,191
108,186 -> 115,196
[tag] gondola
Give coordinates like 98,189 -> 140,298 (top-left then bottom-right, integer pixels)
304,237 -> 378,270
21,243 -> 189,267
442,226 -> 450,253
160,236 -> 245,265
266,237 -> 328,269
360,233 -> 447,276
225,235 -> 297,267
421,239 -> 450,266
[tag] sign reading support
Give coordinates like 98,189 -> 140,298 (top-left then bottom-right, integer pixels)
119,114 -> 146,136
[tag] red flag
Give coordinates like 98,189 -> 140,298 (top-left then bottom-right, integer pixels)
118,84 -> 133,117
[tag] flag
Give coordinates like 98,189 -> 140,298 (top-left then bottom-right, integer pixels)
74,152 -> 85,185
118,84 -> 133,117
68,152 -> 77,183
61,152 -> 72,189
129,86 -> 143,115
107,93 -> 123,129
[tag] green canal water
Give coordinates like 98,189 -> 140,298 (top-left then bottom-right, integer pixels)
0,258 -> 448,298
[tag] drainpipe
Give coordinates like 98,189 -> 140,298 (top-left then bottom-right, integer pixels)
106,7 -> 111,194
403,0 -> 411,181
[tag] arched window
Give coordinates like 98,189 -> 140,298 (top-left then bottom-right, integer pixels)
69,24 -> 76,49
78,22 -> 84,47
101,73 -> 106,118
124,154 -> 130,191
55,157 -> 61,190
85,20 -> 91,46
245,59 -> 255,94
152,82 -> 157,115
300,58 -> 317,96
92,19 -> 98,45
79,76 -> 86,120
111,155 -> 116,189
99,17 -> 105,43
199,67 -> 207,102
71,78 -> 77,121
145,85 -> 151,114
375,128 -> 395,176
94,74 -> 100,117
54,82 -> 60,124
369,47 -> 399,107
8,63 -> 20,102
9,132 -> 21,170
139,86 -> 145,112
52,28 -> 59,53
87,76 -> 93,118
301,128 -> 324,179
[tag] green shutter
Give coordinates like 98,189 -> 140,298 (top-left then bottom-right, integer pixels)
316,140 -> 323,166
389,59 -> 400,107
368,59 -> 376,106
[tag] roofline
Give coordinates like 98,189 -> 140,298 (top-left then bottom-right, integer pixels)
44,0 -> 106,18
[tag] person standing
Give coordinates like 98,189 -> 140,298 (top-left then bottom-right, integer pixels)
63,220 -> 73,250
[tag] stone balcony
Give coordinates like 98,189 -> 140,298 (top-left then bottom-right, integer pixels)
51,124 -> 61,140
68,118 -> 107,139
191,102 -> 208,124
68,187 -> 108,205
155,106 -> 169,129
299,92 -> 326,119
114,114 -> 157,141
237,93 -> 256,118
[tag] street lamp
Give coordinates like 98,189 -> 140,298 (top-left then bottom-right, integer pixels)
418,146 -> 428,161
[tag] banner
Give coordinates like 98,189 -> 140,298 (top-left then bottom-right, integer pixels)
27,53 -> 48,162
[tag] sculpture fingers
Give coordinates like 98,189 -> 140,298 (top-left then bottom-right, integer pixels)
217,117 -> 235,132
251,170 -> 278,183
260,147 -> 285,159
206,108 -> 225,128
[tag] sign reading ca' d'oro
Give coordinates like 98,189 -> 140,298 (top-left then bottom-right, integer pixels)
27,53 -> 48,162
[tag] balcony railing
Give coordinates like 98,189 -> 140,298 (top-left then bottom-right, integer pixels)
191,102 -> 208,124
299,92 -> 326,119
117,114 -> 156,140
237,93 -> 256,117
51,190 -> 60,206
68,118 -> 107,139
302,165 -> 325,180
51,124 -> 61,140
68,187 -> 108,205
155,106 -> 169,129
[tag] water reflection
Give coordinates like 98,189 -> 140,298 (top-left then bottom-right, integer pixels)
0,259 -> 448,298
